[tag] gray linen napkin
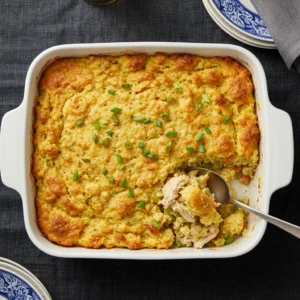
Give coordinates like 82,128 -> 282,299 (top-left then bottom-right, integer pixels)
252,0 -> 300,72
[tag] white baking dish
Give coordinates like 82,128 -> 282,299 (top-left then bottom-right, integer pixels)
0,42 -> 294,259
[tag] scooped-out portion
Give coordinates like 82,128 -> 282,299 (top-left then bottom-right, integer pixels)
160,170 -> 247,248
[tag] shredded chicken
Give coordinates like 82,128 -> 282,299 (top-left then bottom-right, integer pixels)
194,225 -> 219,249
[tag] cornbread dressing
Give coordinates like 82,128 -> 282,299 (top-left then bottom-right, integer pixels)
32,54 -> 259,249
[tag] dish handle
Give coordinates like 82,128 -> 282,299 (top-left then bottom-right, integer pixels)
268,105 -> 294,194
0,106 -> 23,193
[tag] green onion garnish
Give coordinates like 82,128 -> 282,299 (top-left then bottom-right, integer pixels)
82,158 -> 90,162
186,147 -> 195,153
117,164 -> 125,170
73,170 -> 79,181
196,133 -> 204,142
162,112 -> 169,120
165,141 -> 172,152
146,153 -> 158,160
199,144 -> 205,153
101,138 -> 111,146
204,127 -> 211,134
94,121 -> 100,130
225,236 -> 234,245
233,205 -> 239,211
202,93 -> 210,103
165,131 -> 178,138
125,140 -> 132,149
122,83 -> 131,88
196,100 -> 202,112
151,220 -> 160,228
108,177 -> 115,184
102,168 -> 108,175
121,178 -> 127,188
143,118 -> 151,124
108,89 -> 115,95
76,120 -> 84,127
138,141 -> 145,148
173,83 -> 183,92
133,116 -> 146,122
100,119 -> 108,125
142,150 -> 150,157
137,201 -> 146,208
128,187 -> 134,198
116,154 -> 123,163
111,107 -> 121,113
93,134 -> 98,144
112,113 -> 120,125
106,130 -> 114,136
156,120 -> 162,128
223,116 -> 231,124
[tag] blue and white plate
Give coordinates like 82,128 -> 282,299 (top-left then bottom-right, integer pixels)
0,259 -> 51,300
211,0 -> 272,41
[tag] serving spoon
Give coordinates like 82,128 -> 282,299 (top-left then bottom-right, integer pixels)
185,167 -> 300,239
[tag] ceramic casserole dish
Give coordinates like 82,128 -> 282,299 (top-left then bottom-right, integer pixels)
0,42 -> 294,259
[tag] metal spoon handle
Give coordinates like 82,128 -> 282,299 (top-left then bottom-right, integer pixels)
232,198 -> 300,239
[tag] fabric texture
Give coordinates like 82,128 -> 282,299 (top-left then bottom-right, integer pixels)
252,0 -> 300,72
1,1 -> 300,299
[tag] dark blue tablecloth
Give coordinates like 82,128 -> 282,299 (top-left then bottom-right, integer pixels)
1,1 -> 300,299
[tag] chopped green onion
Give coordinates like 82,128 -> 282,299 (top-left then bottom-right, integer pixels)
199,144 -> 205,153
225,236 -> 234,245
165,131 -> 178,138
108,177 -> 115,184
128,187 -> 134,198
117,164 -> 125,170
196,133 -> 204,142
112,113 -> 120,125
204,127 -> 211,134
156,120 -> 162,128
142,150 -> 150,157
138,141 -> 145,148
165,141 -> 172,152
133,116 -> 146,122
76,120 -> 84,127
186,147 -> 195,153
82,158 -> 90,162
111,107 -> 121,113
101,138 -> 111,146
143,118 -> 151,124
137,201 -> 146,208
106,130 -> 114,136
162,112 -> 169,120
116,154 -> 123,163
223,116 -> 231,124
125,140 -> 132,149
94,121 -> 100,130
233,205 -> 239,211
196,100 -> 202,112
151,220 -> 160,228
173,83 -> 183,92
73,170 -> 79,181
108,89 -> 115,95
93,134 -> 98,144
202,93 -> 210,103
102,168 -> 108,175
122,83 -> 131,88
121,178 -> 127,188
147,153 -> 158,160
100,119 -> 108,125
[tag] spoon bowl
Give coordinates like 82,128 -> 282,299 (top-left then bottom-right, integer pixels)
185,167 -> 300,239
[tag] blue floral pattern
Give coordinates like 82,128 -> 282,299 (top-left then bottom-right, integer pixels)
212,0 -> 272,40
0,270 -> 41,300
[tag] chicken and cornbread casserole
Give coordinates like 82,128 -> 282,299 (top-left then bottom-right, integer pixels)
32,54 -> 260,250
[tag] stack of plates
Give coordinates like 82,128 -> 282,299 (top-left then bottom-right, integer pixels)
203,0 -> 276,49
0,258 -> 51,300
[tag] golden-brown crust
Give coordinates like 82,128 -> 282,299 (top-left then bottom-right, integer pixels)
33,54 -> 259,249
